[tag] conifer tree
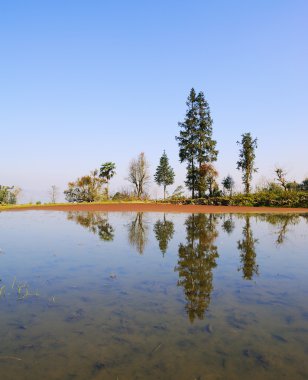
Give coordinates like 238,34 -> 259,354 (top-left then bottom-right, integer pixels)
195,91 -> 218,197
176,88 -> 218,198
176,88 -> 198,198
154,151 -> 175,199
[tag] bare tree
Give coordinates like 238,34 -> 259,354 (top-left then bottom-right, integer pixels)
275,167 -> 288,191
127,152 -> 150,198
49,185 -> 59,203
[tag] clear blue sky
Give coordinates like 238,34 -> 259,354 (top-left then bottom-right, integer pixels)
1,0 -> 307,201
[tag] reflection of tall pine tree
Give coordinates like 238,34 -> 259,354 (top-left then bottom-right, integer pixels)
238,216 -> 258,280
67,212 -> 114,241
128,212 -> 148,254
175,214 -> 219,322
153,214 -> 174,256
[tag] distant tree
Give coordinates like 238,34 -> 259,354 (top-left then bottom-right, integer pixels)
301,178 -> 308,191
0,185 -> 21,205
199,163 -> 218,197
274,168 -> 288,191
64,170 -> 106,202
49,185 -> 59,203
127,152 -> 150,199
154,151 -> 175,199
236,133 -> 258,194
286,181 -> 299,191
99,162 -> 116,199
176,88 -> 218,198
176,88 -> 198,198
171,185 -> 185,199
195,91 -> 218,197
222,175 -> 235,196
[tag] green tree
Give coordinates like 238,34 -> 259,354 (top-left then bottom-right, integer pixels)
222,175 -> 235,196
236,133 -> 258,194
195,91 -> 218,197
0,185 -> 21,205
301,178 -> 308,191
176,88 -> 198,198
176,88 -> 218,198
99,162 -> 116,199
154,151 -> 175,199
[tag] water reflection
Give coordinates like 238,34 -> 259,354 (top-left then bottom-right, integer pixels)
127,212 -> 149,254
221,214 -> 235,234
67,211 -> 114,241
153,214 -> 175,256
256,214 -> 301,245
237,216 -> 259,280
175,214 -> 219,322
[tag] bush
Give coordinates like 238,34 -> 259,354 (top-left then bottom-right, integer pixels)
163,191 -> 308,208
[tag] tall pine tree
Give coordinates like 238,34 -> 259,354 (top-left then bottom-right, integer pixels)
154,151 -> 175,199
176,88 -> 218,198
195,91 -> 218,197
176,88 -> 198,198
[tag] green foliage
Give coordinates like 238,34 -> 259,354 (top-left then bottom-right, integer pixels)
237,133 -> 258,194
300,178 -> 308,191
99,162 -> 116,199
154,151 -> 175,199
64,170 -> 106,202
0,185 -> 18,205
167,191 -> 308,208
222,175 -> 235,196
176,88 -> 217,198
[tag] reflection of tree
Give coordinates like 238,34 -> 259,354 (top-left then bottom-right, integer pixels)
67,212 -> 114,241
127,213 -> 148,254
238,216 -> 258,280
175,214 -> 219,323
153,214 -> 174,256
221,214 -> 235,234
255,214 -> 300,245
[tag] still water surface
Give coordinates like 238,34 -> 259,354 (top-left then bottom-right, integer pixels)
0,211 -> 307,379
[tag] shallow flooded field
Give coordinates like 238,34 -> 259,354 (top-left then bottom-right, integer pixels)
0,211 -> 307,380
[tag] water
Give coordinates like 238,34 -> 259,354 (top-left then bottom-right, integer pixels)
0,210 -> 307,379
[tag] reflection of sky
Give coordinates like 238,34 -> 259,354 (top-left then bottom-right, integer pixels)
1,1 -> 308,202
1,211 -> 307,282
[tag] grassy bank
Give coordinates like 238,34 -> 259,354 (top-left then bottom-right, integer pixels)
161,191 -> 308,208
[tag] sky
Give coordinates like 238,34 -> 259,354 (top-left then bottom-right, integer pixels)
1,0 -> 307,202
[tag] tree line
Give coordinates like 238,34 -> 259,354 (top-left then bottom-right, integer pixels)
1,87 -> 307,205
62,87 -> 307,204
